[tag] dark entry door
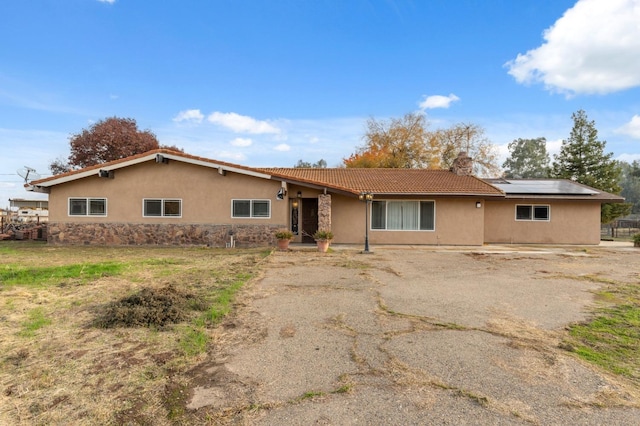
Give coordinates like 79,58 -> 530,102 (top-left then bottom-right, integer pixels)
301,198 -> 318,243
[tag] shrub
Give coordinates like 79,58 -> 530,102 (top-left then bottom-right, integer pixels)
313,230 -> 334,240
633,233 -> 640,247
275,229 -> 294,240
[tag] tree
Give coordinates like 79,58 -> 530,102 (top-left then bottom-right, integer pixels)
551,110 -> 621,194
343,113 -> 500,176
619,160 -> 640,214
294,159 -> 327,168
435,123 -> 500,177
50,117 -> 160,173
551,109 -> 626,223
344,113 -> 440,168
502,137 -> 550,178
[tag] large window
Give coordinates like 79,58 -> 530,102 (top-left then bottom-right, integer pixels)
371,200 -> 435,231
232,199 -> 270,218
69,198 -> 107,216
143,199 -> 182,217
515,204 -> 550,221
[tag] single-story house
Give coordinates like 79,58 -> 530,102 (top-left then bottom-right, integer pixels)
26,149 -> 623,246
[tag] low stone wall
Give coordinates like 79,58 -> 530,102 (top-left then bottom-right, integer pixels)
47,222 -> 284,247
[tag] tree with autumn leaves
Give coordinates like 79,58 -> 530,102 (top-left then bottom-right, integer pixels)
343,113 -> 439,169
343,113 -> 500,177
50,117 -> 178,174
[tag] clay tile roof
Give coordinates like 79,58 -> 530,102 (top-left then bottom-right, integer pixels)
258,168 -> 504,196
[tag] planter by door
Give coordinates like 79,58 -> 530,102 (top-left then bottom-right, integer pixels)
316,239 -> 330,253
277,239 -> 291,251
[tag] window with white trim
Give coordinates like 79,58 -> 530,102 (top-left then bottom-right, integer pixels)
371,200 -> 435,231
515,204 -> 550,221
232,199 -> 270,218
69,198 -> 107,216
143,199 -> 182,217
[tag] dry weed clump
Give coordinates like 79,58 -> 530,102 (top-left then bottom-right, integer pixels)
94,284 -> 195,328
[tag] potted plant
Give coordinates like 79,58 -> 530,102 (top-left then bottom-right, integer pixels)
275,229 -> 294,251
633,233 -> 640,248
313,230 -> 334,253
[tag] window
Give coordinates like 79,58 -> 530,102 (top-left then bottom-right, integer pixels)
371,200 -> 435,231
515,204 -> 549,221
143,199 -> 182,217
69,198 -> 106,216
232,199 -> 271,218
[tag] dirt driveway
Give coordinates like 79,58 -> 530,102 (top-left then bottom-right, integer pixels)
186,245 -> 640,425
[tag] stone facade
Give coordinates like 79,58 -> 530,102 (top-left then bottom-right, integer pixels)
450,151 -> 473,176
318,194 -> 332,232
47,222 -> 284,247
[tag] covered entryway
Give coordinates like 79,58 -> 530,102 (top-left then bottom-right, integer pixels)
301,198 -> 318,243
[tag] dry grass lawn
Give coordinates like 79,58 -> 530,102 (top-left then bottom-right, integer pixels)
0,241 -> 269,425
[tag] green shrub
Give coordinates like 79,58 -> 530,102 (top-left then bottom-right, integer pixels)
313,230 -> 334,240
275,229 -> 294,240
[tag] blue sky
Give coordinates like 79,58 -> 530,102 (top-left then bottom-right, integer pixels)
2,0 -> 640,207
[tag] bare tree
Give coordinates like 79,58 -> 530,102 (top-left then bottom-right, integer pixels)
436,123 -> 500,177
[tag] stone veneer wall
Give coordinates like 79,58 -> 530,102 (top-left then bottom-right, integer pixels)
318,194 -> 331,232
47,222 -> 284,247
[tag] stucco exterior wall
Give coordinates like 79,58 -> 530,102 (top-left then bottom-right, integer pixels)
331,195 -> 486,246
46,160 -> 289,245
48,160 -> 288,225
484,200 -> 601,244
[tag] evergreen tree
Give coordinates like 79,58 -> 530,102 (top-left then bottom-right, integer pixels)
294,159 -> 327,168
552,110 -> 627,223
551,109 -> 621,194
502,137 -> 550,178
620,160 -> 640,214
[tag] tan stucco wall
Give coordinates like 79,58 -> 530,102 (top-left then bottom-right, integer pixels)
48,160 -> 288,226
330,195 -> 486,245
484,200 -> 601,244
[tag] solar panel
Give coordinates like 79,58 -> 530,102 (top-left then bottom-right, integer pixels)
492,180 -> 598,195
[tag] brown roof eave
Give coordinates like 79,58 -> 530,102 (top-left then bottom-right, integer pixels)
272,177 -> 359,196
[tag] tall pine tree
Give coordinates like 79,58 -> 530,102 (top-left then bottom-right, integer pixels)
552,109 -> 628,223
552,109 -> 621,193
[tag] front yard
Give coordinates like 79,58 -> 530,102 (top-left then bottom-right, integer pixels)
0,242 -> 269,425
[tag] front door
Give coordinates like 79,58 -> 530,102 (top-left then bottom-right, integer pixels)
301,198 -> 318,243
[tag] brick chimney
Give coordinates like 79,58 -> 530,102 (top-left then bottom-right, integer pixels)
450,152 -> 473,176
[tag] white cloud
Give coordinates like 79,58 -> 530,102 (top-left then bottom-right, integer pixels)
173,109 -> 204,123
97,0 -> 116,4
616,114 -> 640,138
207,111 -> 280,134
545,138 -> 564,157
273,143 -> 291,152
617,153 -> 640,162
419,94 -> 460,110
217,151 -> 247,162
230,137 -> 252,147
109,94 -> 119,100
506,0 -> 640,95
